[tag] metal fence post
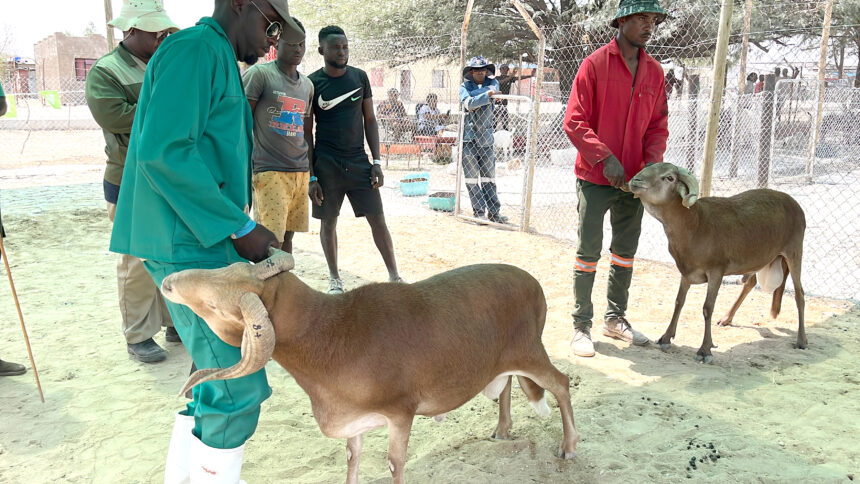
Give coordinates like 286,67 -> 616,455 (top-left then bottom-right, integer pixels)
760,74 -> 776,188
730,0 -> 754,179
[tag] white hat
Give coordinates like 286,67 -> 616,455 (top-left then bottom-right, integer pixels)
109,0 -> 180,34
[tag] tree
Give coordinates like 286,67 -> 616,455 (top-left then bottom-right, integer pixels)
297,0 -> 852,95
830,0 -> 860,86
84,21 -> 99,37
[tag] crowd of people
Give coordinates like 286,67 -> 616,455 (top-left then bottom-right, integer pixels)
1,0 -> 675,481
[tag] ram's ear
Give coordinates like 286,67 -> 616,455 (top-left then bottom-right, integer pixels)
676,167 -> 700,208
253,249 -> 295,280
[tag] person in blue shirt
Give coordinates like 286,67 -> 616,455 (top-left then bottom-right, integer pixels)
459,56 -> 507,224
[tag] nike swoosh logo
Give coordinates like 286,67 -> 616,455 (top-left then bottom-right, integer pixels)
318,87 -> 362,111
350,96 -> 361,101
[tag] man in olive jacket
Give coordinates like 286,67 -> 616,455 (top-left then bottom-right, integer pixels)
109,0 -> 304,481
86,0 -> 180,363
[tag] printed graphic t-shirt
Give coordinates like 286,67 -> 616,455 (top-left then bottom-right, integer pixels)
243,61 -> 314,173
308,66 -> 372,158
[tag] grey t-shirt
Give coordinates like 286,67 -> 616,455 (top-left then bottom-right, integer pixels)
243,61 -> 314,173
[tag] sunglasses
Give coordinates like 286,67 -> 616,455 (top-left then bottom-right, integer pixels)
249,1 -> 282,39
156,30 -> 170,42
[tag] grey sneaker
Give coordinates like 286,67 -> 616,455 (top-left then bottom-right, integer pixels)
603,317 -> 650,346
327,277 -> 344,294
571,328 -> 595,357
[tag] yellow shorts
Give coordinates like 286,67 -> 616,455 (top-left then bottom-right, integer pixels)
252,171 -> 310,241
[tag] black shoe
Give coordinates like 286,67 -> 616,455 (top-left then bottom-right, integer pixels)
488,213 -> 509,224
0,359 -> 26,376
473,211 -> 485,219
127,338 -> 167,363
165,327 -> 182,343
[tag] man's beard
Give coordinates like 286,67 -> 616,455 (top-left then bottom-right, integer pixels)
244,54 -> 260,66
327,59 -> 347,69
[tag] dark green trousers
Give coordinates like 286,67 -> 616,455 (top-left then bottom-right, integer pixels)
573,179 -> 644,329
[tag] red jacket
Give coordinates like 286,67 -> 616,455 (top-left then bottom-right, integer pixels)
563,38 -> 669,185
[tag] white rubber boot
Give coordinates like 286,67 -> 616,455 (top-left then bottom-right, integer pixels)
188,434 -> 246,483
164,412 -> 195,484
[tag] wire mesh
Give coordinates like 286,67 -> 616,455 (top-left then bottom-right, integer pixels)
1,0 -> 857,299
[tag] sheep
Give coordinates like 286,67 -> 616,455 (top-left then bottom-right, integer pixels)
159,249 -> 578,483
627,163 -> 807,363
493,129 -> 514,162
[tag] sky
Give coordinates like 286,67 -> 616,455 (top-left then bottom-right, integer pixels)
3,1 -> 216,59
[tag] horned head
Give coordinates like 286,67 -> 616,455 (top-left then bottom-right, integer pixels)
628,163 -> 699,209
160,247 -> 295,396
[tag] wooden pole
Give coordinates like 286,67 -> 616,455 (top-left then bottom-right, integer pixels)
454,0 -> 475,216
759,74 -> 776,188
510,0 -> 544,233
806,0 -> 835,180
730,0 -> 753,178
699,0 -> 734,197
0,235 -> 44,402
686,74 -> 700,173
104,0 -> 115,51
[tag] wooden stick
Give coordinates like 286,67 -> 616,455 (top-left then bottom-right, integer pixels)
510,0 -> 545,233
103,0 -> 115,51
806,0 -> 835,180
0,234 -> 44,402
699,0 -> 734,197
454,0 -> 475,217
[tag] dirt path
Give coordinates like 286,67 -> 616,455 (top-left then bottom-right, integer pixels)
0,162 -> 857,483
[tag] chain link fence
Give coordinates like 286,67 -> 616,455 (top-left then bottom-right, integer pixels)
1,1 -> 857,299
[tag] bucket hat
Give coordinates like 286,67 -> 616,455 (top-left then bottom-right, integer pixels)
108,0 -> 180,34
611,0 -> 668,28
462,55 -> 496,79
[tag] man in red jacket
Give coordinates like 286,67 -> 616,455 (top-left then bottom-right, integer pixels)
563,0 -> 669,357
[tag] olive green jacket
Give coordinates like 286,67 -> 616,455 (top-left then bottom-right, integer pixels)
85,43 -> 145,186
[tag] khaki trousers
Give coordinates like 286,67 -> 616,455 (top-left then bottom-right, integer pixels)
108,202 -> 173,344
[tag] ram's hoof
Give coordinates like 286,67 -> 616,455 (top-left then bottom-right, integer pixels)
557,447 -> 577,459
694,353 -> 713,364
659,342 -> 672,351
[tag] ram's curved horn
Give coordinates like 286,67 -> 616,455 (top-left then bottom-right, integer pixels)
177,292 -> 276,396
676,166 -> 700,208
253,248 -> 295,280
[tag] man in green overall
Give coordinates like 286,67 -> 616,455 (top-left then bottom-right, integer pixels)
109,1 -> 304,482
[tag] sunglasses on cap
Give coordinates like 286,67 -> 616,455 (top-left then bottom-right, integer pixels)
249,0 -> 282,39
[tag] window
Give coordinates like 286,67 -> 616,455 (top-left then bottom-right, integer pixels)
431,69 -> 446,89
371,68 -> 384,87
75,58 -> 97,81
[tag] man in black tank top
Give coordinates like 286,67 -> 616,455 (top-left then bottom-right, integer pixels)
306,25 -> 403,293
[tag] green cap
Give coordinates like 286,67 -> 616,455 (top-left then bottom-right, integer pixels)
611,0 -> 668,28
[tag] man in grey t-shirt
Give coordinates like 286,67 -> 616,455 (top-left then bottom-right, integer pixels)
244,17 -> 314,253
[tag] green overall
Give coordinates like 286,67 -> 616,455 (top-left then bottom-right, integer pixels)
110,18 -> 270,449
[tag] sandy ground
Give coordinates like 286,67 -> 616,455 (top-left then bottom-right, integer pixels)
0,151 -> 858,483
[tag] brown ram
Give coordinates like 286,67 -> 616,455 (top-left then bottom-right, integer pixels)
160,249 -> 578,483
628,163 -> 807,363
